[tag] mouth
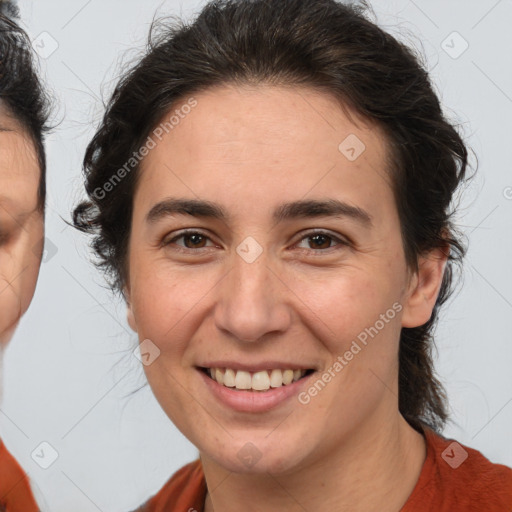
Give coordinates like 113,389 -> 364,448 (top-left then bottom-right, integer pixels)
198,366 -> 316,392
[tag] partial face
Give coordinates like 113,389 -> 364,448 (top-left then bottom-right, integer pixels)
125,84 -> 430,474
0,111 -> 43,347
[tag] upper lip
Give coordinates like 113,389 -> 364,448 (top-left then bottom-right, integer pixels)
197,361 -> 317,372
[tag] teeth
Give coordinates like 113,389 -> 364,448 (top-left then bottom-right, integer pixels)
282,369 -> 294,385
252,371 -> 270,391
224,368 -> 236,387
270,369 -> 283,388
215,368 -> 224,385
205,367 -> 308,391
235,370 -> 252,390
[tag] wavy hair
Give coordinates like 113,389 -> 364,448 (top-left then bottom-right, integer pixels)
0,1 -> 51,209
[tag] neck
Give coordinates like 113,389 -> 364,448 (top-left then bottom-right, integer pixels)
202,414 -> 426,512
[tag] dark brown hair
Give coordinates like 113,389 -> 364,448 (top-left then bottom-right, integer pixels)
73,0 -> 472,432
0,3 -> 51,209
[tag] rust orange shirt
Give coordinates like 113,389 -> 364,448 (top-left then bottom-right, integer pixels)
135,428 -> 512,511
0,439 -> 39,512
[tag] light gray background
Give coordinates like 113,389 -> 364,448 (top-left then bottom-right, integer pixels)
1,0 -> 511,510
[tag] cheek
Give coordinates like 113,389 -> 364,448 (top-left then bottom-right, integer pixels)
289,263 -> 405,411
0,228 -> 44,341
0,273 -> 22,341
0,267 -> 39,343
130,268 -> 208,428
129,265 -> 209,356
133,276 -> 183,325
0,255 -> 24,339
17,232 -> 44,312
18,260 -> 41,312
290,265 -> 402,346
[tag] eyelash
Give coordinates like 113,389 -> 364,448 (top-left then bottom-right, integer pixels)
162,229 -> 350,255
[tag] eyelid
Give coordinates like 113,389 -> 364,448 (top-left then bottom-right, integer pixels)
163,228 -> 350,252
293,229 -> 350,250
162,228 -> 218,249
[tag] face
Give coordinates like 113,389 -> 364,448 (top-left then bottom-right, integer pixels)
126,84 -> 445,475
0,111 -> 44,348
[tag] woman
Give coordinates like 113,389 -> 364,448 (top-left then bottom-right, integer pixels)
73,0 -> 512,510
0,1 -> 50,510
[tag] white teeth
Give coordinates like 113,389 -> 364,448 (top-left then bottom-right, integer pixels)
270,369 -> 283,388
235,370 -> 252,390
206,367 -> 309,391
223,368 -> 236,387
252,371 -> 271,391
215,368 -> 224,385
282,369 -> 294,385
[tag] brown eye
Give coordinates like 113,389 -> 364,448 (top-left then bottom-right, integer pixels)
307,233 -> 332,250
180,233 -> 208,249
163,230 -> 215,252
295,230 -> 348,252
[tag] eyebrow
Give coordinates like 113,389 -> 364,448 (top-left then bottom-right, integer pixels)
146,197 -> 372,227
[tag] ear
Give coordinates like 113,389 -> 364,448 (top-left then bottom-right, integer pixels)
123,285 -> 138,333
401,244 -> 449,328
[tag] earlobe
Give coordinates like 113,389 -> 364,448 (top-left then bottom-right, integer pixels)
401,245 -> 449,328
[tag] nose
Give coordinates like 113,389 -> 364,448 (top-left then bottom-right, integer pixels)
213,248 -> 292,343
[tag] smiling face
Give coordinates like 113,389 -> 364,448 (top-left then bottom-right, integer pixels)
0,110 -> 43,347
125,84 -> 445,475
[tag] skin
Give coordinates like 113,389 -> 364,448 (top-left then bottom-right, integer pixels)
125,84 -> 448,511
0,110 -> 43,350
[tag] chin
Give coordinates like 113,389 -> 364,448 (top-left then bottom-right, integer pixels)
203,433 -> 311,475
216,451 -> 299,475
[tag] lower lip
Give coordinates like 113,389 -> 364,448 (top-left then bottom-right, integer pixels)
198,369 -> 314,413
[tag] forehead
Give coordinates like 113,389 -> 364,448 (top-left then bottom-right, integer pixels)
136,84 -> 393,222
0,114 -> 40,217
158,83 -> 389,154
